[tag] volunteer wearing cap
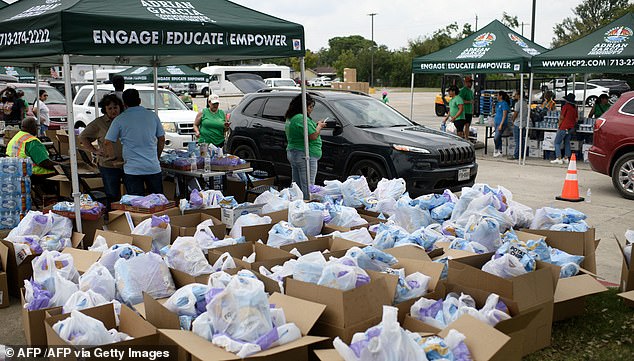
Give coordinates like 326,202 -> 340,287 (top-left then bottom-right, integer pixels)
458,76 -> 474,140
442,86 -> 465,137
551,93 -> 578,165
194,93 -> 228,147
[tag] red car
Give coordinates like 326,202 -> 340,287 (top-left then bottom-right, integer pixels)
588,91 -> 634,199
8,83 -> 68,130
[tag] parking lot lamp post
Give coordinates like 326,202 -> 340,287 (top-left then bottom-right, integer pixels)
368,12 -> 377,88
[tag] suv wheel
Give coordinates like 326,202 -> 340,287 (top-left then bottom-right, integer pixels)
348,159 -> 387,190
233,144 -> 257,160
435,104 -> 446,117
612,152 -> 634,200
586,95 -> 598,107
609,93 -> 620,104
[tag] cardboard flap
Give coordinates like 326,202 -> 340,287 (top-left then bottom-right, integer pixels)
554,274 -> 607,303
250,336 -> 329,356
617,290 -> 634,302
440,314 -> 511,361
614,235 -> 629,261
268,292 -> 326,335
395,259 -> 444,292
367,271 -> 399,301
0,241 -> 9,271
385,244 -> 432,262
96,229 -> 153,252
159,329 -> 239,361
314,349 -> 344,361
76,303 -> 117,329
70,232 -> 85,248
119,303 -> 157,338
403,315 -> 443,333
143,293 -> 180,330
170,268 -> 210,288
62,247 -> 101,274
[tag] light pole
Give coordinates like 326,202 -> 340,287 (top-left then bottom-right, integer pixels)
368,12 -> 377,88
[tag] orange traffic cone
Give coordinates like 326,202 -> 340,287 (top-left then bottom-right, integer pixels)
556,153 -> 584,202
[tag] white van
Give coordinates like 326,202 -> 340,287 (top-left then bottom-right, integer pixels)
72,84 -> 197,149
200,64 -> 291,96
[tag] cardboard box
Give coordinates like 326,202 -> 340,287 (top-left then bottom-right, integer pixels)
311,315 -> 382,344
528,148 -> 541,158
94,229 -> 153,252
21,288 -> 63,346
616,235 -> 634,307
285,273 -> 391,330
44,303 -> 158,359
159,292 -> 328,361
528,139 -> 540,149
208,242 -> 294,271
321,214 -> 382,234
570,140 -> 581,151
0,232 -> 84,297
239,209 -> 288,243
170,213 -> 226,241
225,177 -> 275,203
183,206 -> 222,219
343,68 -> 357,83
0,243 -> 8,308
523,228 -> 598,273
61,247 -> 102,275
221,203 -> 264,227
107,207 -> 180,234
552,272 -> 607,321
316,314 -> 513,361
279,236 -> 365,258
447,253 -> 555,355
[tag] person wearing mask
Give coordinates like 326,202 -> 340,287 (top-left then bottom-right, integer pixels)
111,75 -> 125,102
104,89 -> 165,195
551,93 -> 578,165
492,91 -> 511,158
509,91 -> 529,160
79,94 -> 125,210
443,86 -> 465,138
6,117 -> 56,175
1,87 -> 25,126
458,76 -> 474,141
589,94 -> 610,118
33,90 -> 50,136
193,93 -> 228,147
541,90 -> 556,111
285,93 -> 325,199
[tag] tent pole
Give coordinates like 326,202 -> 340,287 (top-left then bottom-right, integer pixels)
518,74 -> 524,165
63,55 -> 83,239
92,65 -> 99,117
153,58 -> 159,114
582,73 -> 588,117
523,73 -> 534,166
35,65 -> 40,128
300,57 -> 310,199
409,73 -> 415,120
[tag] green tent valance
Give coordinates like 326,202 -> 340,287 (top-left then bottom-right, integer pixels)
412,20 -> 547,74
531,13 -> 634,73
114,65 -> 209,83
0,0 -> 305,66
0,66 -> 35,81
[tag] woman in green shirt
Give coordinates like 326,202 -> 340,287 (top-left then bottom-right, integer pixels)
589,94 -> 610,118
285,93 -> 325,199
194,94 -> 228,147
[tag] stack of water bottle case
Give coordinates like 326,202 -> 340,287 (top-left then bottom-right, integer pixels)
0,157 -> 32,230
0,175 -> 619,361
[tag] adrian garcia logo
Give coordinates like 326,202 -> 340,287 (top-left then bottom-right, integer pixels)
588,26 -> 632,56
508,33 -> 540,56
457,32 -> 495,59
472,32 -> 496,48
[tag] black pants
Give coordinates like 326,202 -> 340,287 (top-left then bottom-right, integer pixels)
123,172 -> 163,196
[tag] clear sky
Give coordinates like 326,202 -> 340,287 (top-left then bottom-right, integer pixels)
231,0 -> 584,50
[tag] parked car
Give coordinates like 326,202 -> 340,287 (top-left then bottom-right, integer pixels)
48,80 -> 93,100
227,89 -> 477,196
8,83 -> 68,130
309,76 -> 332,87
533,83 -> 609,107
588,91 -> 634,199
73,84 -> 197,149
264,78 -> 299,88
588,79 -> 631,104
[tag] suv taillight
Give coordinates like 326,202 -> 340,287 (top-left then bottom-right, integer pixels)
225,113 -> 231,121
594,117 -> 606,131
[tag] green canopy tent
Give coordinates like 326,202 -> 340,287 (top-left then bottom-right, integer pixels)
114,65 -> 209,84
0,0 -> 308,233
410,20 -> 548,165
531,13 -> 634,74
0,66 -> 35,81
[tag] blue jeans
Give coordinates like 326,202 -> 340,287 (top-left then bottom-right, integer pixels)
40,124 -> 48,137
554,129 -> 572,159
99,166 -> 124,210
123,172 -> 163,196
287,149 -> 319,200
513,126 -> 528,159
493,123 -> 507,151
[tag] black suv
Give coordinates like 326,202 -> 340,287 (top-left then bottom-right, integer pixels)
226,89 -> 477,197
588,79 -> 631,103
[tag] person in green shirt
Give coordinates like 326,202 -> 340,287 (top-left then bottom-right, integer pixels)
589,94 -> 610,118
382,91 -> 389,104
443,86 -> 465,137
458,76 -> 474,140
285,93 -> 325,199
194,93 -> 228,147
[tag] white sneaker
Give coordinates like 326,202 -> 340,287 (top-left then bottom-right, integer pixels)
493,151 -> 502,158
550,158 -> 563,164
564,158 -> 570,164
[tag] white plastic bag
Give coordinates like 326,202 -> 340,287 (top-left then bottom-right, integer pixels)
99,243 -> 144,276
229,214 -> 272,239
7,211 -> 53,240
32,250 -> 80,286
114,252 -> 176,305
374,178 -> 406,200
211,252 -> 237,272
331,228 -> 374,245
166,237 -> 214,276
279,182 -> 303,201
193,219 -> 220,249
327,206 -> 368,228
132,215 -> 171,252
88,235 -> 109,252
79,263 -> 116,301
288,200 -> 325,237
317,261 -> 368,291
388,196 -> 433,233
267,221 -> 308,248
482,254 -> 528,279
52,310 -> 116,346
464,216 -> 502,252
62,290 -> 109,314
164,283 -> 211,317
292,252 -> 327,284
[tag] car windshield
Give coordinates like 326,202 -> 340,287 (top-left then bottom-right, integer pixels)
330,98 -> 413,128
274,79 -> 296,87
18,86 -> 66,105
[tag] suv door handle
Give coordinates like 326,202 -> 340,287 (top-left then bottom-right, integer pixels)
86,110 -> 91,114
253,123 -> 263,128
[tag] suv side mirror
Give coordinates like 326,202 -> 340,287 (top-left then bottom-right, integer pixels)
325,119 -> 339,128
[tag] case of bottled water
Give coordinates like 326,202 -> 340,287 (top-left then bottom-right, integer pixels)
0,158 -> 32,229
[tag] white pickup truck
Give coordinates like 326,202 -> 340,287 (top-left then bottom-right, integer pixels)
72,84 -> 197,149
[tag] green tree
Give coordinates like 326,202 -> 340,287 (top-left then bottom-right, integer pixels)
501,12 -> 519,29
552,0 -> 634,47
